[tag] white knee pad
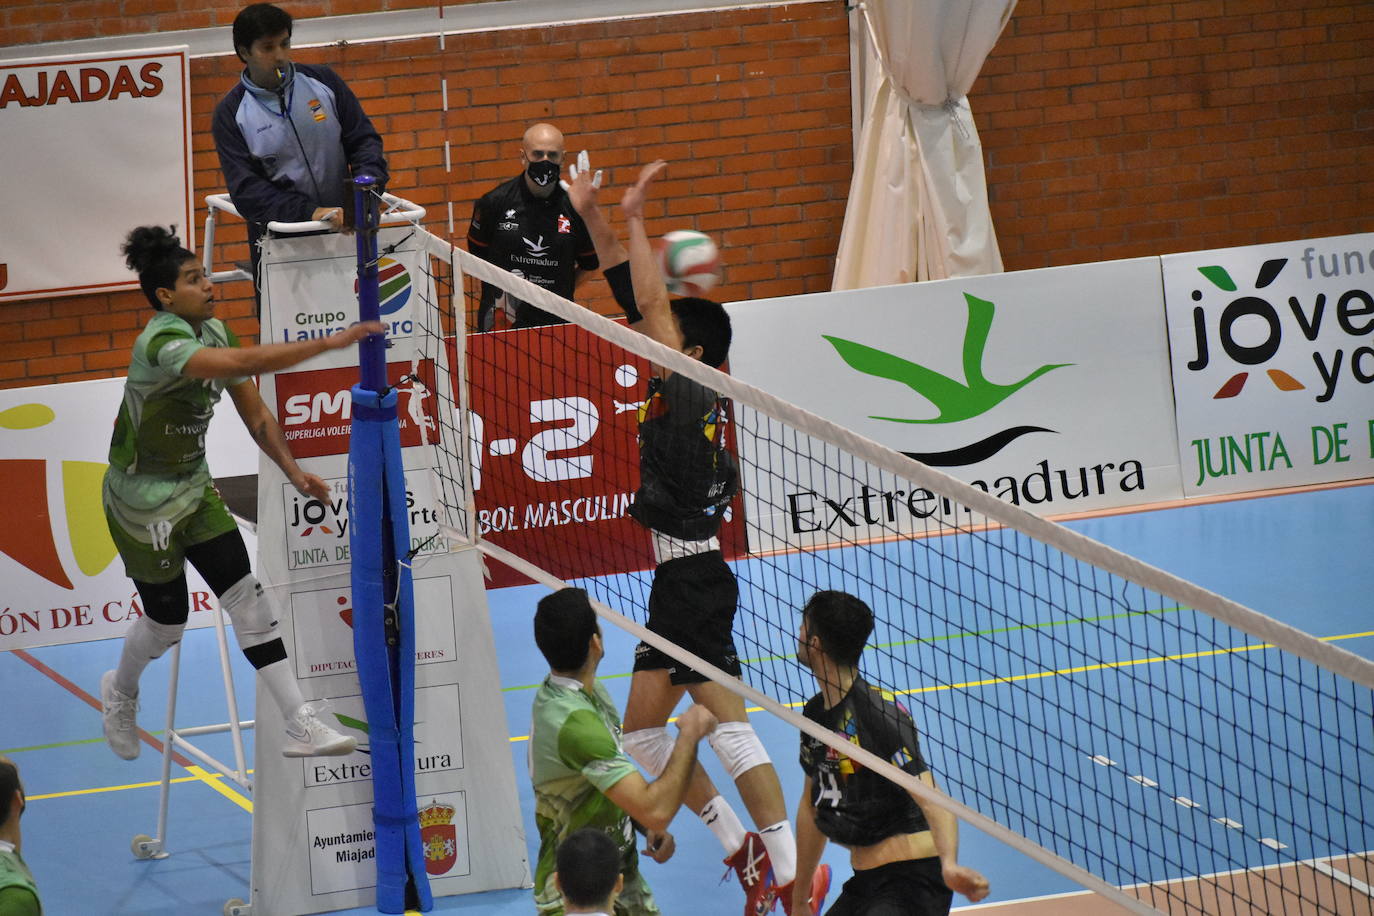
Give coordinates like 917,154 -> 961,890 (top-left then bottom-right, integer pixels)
128,616 -> 185,660
622,727 -> 674,778
709,721 -> 771,781
219,574 -> 279,649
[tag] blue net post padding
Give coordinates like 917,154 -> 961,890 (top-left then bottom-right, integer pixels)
349,177 -> 432,914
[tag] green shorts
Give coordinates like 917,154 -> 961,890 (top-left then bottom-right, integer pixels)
105,482 -> 238,584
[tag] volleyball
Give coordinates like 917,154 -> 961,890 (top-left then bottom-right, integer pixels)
654,229 -> 722,297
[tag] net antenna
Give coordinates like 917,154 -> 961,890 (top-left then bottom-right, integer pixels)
411,230 -> 1374,916
348,176 -> 433,914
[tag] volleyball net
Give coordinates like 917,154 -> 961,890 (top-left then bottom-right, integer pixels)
407,228 -> 1374,915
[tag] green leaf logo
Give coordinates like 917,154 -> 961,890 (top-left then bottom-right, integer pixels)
823,293 -> 1071,424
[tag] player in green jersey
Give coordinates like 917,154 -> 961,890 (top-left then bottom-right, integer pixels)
530,588 -> 719,915
0,758 -> 40,916
99,225 -> 382,761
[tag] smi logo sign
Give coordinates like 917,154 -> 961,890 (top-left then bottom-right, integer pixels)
1183,245 -> 1374,403
823,293 -> 1070,466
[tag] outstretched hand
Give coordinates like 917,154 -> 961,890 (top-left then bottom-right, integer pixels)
294,472 -> 331,502
326,320 -> 387,349
620,159 -> 667,220
560,149 -> 603,215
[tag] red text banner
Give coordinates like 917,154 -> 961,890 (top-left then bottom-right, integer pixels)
461,323 -> 745,588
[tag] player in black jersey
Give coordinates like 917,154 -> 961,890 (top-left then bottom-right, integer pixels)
794,591 -> 988,916
564,159 -> 830,916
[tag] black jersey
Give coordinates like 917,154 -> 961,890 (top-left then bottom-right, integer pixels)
628,372 -> 739,541
799,676 -> 931,848
466,174 -> 597,329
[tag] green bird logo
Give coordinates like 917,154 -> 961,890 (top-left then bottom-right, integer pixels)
824,293 -> 1072,424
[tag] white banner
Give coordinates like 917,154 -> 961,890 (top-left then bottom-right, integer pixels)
1162,233 -> 1374,495
0,375 -> 256,650
249,231 -> 529,915
0,47 -> 193,302
726,258 -> 1184,550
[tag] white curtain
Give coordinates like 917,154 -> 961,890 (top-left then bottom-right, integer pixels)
833,0 -> 1016,289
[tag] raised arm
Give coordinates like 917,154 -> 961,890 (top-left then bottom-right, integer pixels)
181,321 -> 384,380
619,160 -> 681,351
563,152 -> 626,270
907,771 -> 989,903
603,704 -> 717,833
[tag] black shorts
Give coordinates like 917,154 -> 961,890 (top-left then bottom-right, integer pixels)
633,550 -> 741,685
825,857 -> 952,916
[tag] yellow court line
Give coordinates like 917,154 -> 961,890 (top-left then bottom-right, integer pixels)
506,628 -> 1374,742
186,765 -> 253,813
31,766 -> 255,814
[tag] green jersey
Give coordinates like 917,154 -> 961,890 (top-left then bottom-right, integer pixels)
529,675 -> 647,914
0,846 -> 40,916
104,312 -> 246,544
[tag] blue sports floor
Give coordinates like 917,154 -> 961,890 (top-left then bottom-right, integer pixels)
3,483 -> 1371,915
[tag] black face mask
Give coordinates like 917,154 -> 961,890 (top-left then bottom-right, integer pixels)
526,159 -> 560,189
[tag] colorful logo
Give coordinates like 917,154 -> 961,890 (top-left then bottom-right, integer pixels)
1184,259 -> 1306,399
0,402 -> 117,589
352,256 -> 411,315
823,293 -> 1070,466
419,801 -> 459,874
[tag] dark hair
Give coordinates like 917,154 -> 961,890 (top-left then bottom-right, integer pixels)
802,590 -> 873,667
671,297 -> 732,368
232,3 -> 293,59
122,225 -> 196,311
556,828 -> 620,907
534,588 -> 598,673
0,758 -> 21,824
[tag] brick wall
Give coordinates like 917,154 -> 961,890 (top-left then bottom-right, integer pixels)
0,0 -> 449,43
2,0 -> 1371,389
0,2 -> 853,387
979,0 -> 1372,268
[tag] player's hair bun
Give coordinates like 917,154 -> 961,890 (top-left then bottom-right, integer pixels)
122,225 -> 184,274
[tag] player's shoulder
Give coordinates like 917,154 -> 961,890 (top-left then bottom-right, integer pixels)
293,62 -> 339,83
480,174 -> 524,206
800,691 -> 828,723
201,317 -> 240,348
143,311 -> 196,341
140,313 -> 200,364
854,678 -> 918,734
212,80 -> 249,120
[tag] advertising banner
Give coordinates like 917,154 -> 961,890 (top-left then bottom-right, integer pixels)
465,324 -> 746,588
249,231 -> 528,915
0,376 -> 256,650
0,47 -> 193,302
726,258 -> 1185,551
1162,233 -> 1374,496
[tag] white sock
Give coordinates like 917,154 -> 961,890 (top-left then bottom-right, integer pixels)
255,659 -> 307,721
759,820 -> 796,887
114,617 -> 184,696
700,794 -> 748,856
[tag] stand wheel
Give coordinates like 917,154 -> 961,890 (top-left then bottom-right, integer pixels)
130,834 -> 164,859
224,898 -> 250,916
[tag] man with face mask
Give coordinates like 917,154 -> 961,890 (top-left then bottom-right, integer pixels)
0,758 -> 40,916
467,123 -> 599,330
